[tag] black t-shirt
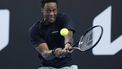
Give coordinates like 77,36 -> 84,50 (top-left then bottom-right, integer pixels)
29,13 -> 75,68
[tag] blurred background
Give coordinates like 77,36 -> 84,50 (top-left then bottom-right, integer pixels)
0,0 -> 122,69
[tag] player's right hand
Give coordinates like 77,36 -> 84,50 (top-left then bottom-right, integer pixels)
54,48 -> 63,58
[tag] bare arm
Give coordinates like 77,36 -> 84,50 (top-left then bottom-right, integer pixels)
35,43 -> 54,60
64,30 -> 73,46
62,30 -> 74,55
35,43 -> 63,60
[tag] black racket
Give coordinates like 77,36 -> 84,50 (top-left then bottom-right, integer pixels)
72,25 -> 103,51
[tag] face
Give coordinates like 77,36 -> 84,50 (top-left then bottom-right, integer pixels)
42,2 -> 57,23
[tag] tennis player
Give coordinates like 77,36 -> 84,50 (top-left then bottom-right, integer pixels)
29,0 -> 78,69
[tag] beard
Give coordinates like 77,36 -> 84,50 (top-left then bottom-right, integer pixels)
48,17 -> 56,23
44,15 -> 56,23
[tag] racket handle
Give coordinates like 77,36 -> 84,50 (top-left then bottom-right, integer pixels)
69,49 -> 73,51
69,47 -> 78,51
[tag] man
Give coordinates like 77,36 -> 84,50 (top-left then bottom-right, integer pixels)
29,0 -> 78,69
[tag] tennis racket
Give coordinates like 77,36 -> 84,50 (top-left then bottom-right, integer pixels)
72,25 -> 103,51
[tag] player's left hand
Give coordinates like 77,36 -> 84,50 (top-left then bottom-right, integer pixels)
63,43 -> 73,54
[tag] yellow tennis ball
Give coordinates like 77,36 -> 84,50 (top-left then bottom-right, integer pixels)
60,28 -> 69,36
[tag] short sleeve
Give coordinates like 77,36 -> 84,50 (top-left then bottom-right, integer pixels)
63,14 -> 76,33
29,24 -> 46,47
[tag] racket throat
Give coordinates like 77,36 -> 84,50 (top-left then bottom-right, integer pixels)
73,47 -> 81,50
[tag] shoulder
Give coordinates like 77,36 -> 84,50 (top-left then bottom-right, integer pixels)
57,13 -> 70,19
56,13 -> 72,22
29,21 -> 40,33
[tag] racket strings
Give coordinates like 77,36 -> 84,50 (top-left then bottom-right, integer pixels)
74,25 -> 103,51
79,30 -> 93,51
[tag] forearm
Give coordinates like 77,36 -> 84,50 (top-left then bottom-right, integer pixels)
63,31 -> 74,54
35,43 -> 55,60
64,31 -> 73,45
41,50 -> 55,60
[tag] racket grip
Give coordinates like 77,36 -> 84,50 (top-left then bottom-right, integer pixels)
69,49 -> 73,51
69,47 -> 77,51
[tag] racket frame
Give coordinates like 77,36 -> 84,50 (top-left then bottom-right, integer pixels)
73,25 -> 103,51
